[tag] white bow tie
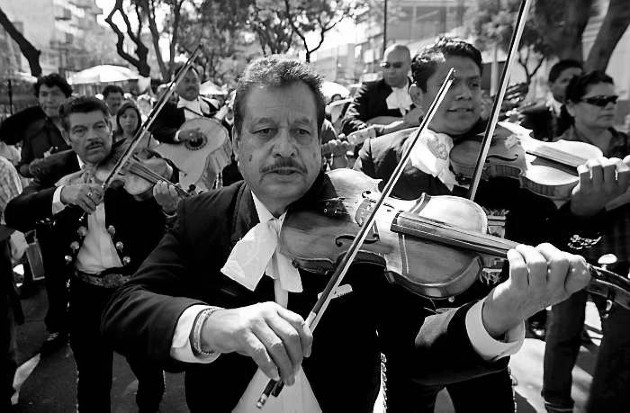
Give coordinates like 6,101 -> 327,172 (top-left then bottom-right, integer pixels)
221,218 -> 303,293
386,87 -> 413,114
406,129 -> 459,191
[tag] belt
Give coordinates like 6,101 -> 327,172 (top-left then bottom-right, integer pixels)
74,270 -> 131,288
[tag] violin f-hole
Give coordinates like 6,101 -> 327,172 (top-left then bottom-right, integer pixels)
335,225 -> 380,247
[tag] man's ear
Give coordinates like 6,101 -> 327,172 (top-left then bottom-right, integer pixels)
409,84 -> 424,108
565,102 -> 577,119
232,126 -> 240,161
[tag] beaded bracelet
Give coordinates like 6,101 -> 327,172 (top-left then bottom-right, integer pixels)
190,307 -> 221,357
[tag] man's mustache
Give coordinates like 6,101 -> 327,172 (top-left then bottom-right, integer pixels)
260,158 -> 306,174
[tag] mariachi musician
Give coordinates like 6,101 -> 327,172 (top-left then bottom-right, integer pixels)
0,74 -> 73,178
100,56 -> 591,413
4,96 -> 180,413
150,64 -> 233,191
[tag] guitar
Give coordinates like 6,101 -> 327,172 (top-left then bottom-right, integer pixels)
154,106 -> 232,191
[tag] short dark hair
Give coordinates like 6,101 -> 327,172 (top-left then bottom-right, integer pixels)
233,56 -> 326,137
564,70 -> 614,104
115,101 -> 142,136
102,84 -> 125,98
548,60 -> 583,83
59,96 -> 110,132
34,73 -> 72,98
411,37 -> 483,92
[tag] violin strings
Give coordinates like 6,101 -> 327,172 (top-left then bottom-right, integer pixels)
404,215 -> 516,255
527,146 -> 588,168
128,161 -> 190,197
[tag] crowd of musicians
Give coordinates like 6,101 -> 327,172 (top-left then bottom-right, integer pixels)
0,35 -> 628,413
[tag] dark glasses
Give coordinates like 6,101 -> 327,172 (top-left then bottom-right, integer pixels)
580,95 -> 618,107
380,62 -> 405,69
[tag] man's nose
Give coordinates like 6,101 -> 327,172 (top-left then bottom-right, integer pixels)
272,129 -> 296,157
454,82 -> 472,100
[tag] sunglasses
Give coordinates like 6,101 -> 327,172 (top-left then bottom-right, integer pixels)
580,95 -> 618,107
380,62 -> 405,69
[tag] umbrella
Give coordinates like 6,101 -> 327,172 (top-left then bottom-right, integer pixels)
69,65 -> 139,85
321,81 -> 350,103
200,80 -> 227,96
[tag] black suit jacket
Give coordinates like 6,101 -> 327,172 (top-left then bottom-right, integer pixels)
354,127 -> 558,247
519,102 -> 571,142
150,97 -> 219,143
4,149 -> 167,278
102,176 -> 508,413
341,79 -> 414,135
0,106 -> 71,178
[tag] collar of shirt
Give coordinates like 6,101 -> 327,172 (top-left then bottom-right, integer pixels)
177,97 -> 209,119
546,92 -> 563,118
405,128 -> 459,190
386,81 -> 413,114
220,192 -> 303,294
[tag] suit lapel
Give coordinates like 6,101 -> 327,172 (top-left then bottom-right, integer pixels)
230,183 -> 258,249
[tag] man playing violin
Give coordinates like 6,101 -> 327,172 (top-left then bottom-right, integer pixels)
4,96 -> 180,413
354,37 -> 565,412
101,55 -> 590,413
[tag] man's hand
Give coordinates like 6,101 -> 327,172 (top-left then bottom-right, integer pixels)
200,302 -> 312,386
153,180 -> 179,214
60,183 -> 104,214
482,243 -> 590,338
570,156 -> 630,217
28,158 -> 46,176
347,126 -> 378,145
178,127 -> 205,142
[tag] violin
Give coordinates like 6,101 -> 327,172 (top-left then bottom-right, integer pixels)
280,169 -> 630,308
93,141 -> 190,200
450,122 -> 603,200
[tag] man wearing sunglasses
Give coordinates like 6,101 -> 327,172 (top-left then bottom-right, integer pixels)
340,44 -> 423,139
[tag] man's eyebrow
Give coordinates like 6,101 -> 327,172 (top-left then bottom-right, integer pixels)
293,117 -> 313,126
249,117 -> 275,125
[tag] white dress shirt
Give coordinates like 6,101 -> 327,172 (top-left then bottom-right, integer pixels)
52,157 -> 122,274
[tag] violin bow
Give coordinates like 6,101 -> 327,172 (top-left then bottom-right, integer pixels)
467,0 -> 534,200
100,44 -> 203,190
256,69 -> 456,408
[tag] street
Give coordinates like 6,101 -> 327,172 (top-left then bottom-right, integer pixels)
10,281 -> 600,412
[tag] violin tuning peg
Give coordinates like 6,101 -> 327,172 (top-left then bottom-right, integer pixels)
598,254 -> 618,267
107,225 -> 116,236
115,241 -> 124,252
122,256 -> 131,266
70,241 -> 80,252
64,255 -> 73,264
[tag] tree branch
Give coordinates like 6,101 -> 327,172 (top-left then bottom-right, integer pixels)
0,6 -> 42,76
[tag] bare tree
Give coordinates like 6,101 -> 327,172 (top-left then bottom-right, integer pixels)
0,7 -> 42,77
248,1 -> 294,55
585,0 -> 630,70
283,0 -> 358,63
104,0 -> 151,77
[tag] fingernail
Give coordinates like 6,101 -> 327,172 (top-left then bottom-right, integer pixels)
305,347 -> 311,358
271,368 -> 280,381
